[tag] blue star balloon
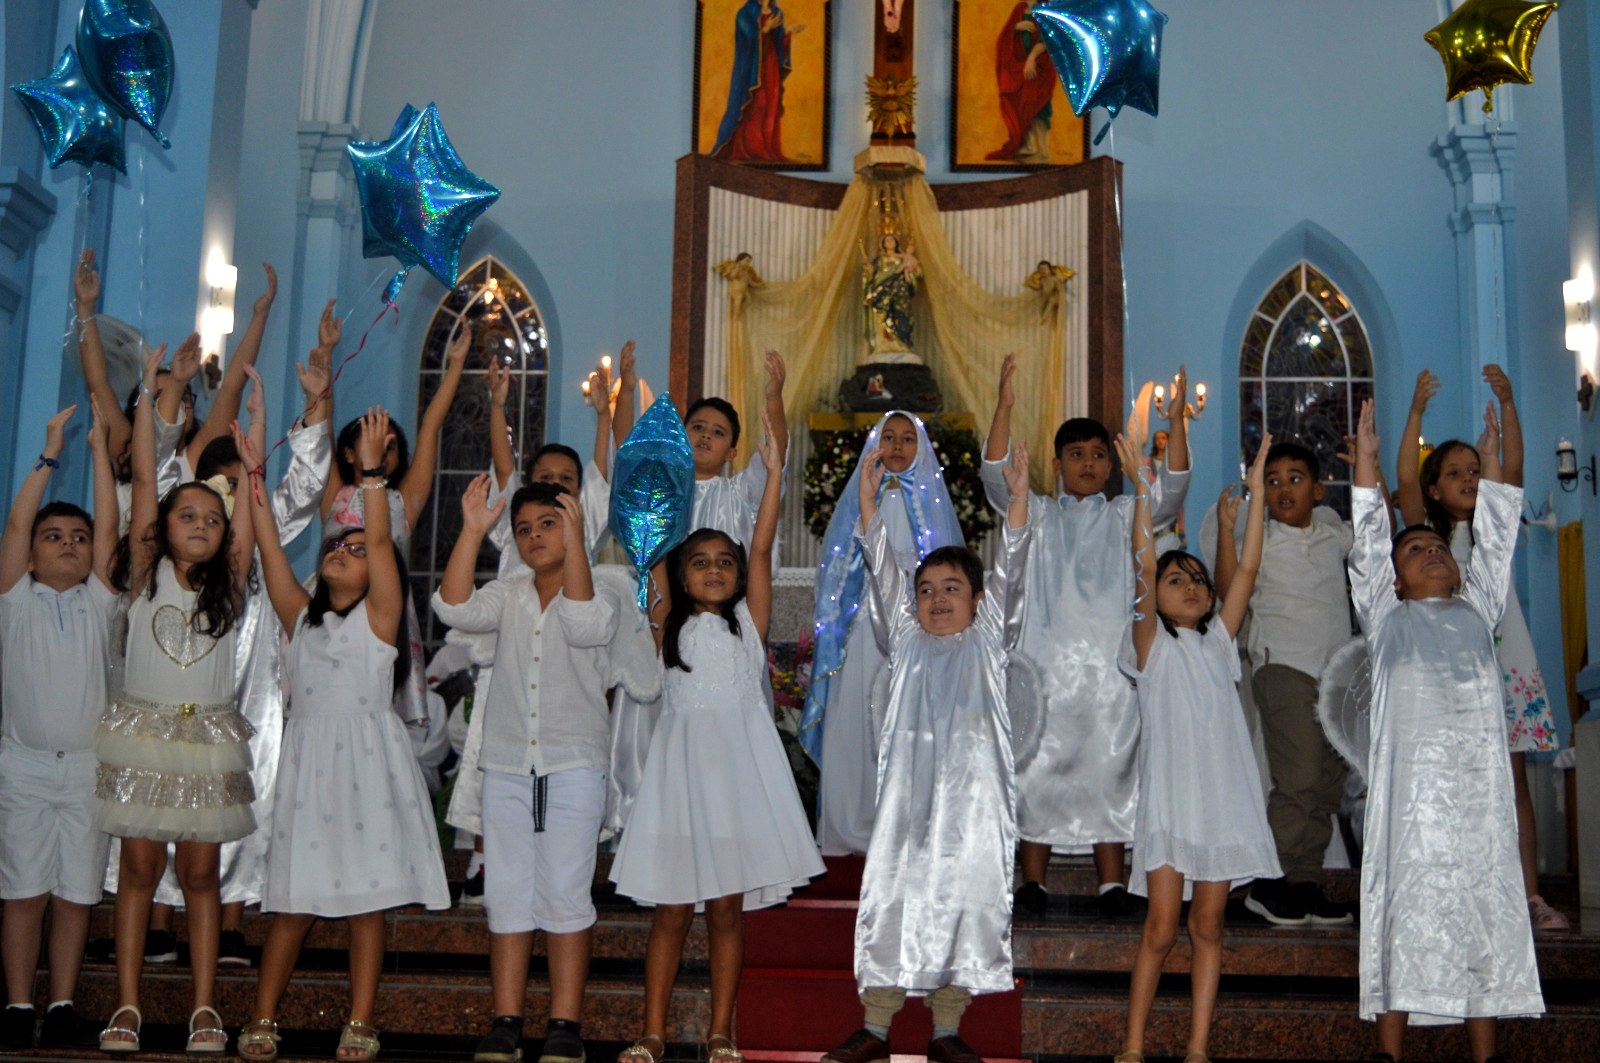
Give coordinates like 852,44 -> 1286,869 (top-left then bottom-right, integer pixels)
610,395 -> 696,610
76,0 -> 174,149
1034,0 -> 1168,143
11,46 -> 126,173
347,102 -> 501,298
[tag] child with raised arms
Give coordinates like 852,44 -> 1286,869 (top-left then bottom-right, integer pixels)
1353,397 -> 1541,1063
1114,434 -> 1281,1063
0,403 -> 118,1051
612,414 -> 822,1063
235,409 -> 447,1062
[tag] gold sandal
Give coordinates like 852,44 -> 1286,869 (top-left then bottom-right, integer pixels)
239,1018 -> 281,1060
338,1018 -> 381,1061
619,1034 -> 666,1063
706,1035 -> 743,1063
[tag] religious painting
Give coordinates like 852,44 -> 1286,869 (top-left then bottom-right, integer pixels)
694,0 -> 832,171
950,0 -> 1089,171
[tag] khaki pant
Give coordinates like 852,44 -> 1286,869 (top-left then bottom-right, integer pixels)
860,985 -> 972,1030
1252,663 -> 1349,883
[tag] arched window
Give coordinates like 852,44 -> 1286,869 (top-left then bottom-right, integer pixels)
411,256 -> 549,650
1239,262 -> 1374,517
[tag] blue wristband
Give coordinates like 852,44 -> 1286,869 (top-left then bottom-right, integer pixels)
34,454 -> 59,472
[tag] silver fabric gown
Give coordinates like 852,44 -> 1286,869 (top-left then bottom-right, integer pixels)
855,513 -> 1028,995
980,456 -> 1188,848
1348,481 -> 1543,1025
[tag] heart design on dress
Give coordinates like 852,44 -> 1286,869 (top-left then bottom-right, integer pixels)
152,604 -> 217,669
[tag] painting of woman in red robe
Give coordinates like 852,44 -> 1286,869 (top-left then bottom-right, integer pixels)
987,1 -> 1056,162
713,0 -> 809,161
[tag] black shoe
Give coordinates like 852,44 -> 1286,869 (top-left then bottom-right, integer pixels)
927,1034 -> 983,1063
538,1020 -> 584,1063
218,927 -> 252,966
1244,877 -> 1309,926
460,867 -> 486,908
1099,885 -> 1136,919
144,928 -> 179,963
822,1028 -> 891,1063
1014,881 -> 1048,917
0,1006 -> 34,1050
475,1015 -> 525,1062
39,1003 -> 100,1049
1292,880 -> 1353,927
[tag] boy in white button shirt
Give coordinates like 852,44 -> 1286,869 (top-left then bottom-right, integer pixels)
0,404 -> 118,1050
432,477 -> 621,1063
1216,440 -> 1356,927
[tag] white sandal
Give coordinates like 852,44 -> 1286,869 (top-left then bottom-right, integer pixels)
98,1004 -> 141,1053
186,1005 -> 227,1054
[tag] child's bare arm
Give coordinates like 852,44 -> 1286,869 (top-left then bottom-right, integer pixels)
985,353 -> 1017,462
857,447 -> 886,530
439,474 -> 504,606
237,425 -> 309,634
557,492 -> 594,603
227,367 -> 266,588
1476,403 -> 1504,485
747,413 -> 782,642
0,406 -> 78,594
1396,370 -> 1435,527
1483,364 -> 1521,487
1219,434 -> 1271,637
402,324 -> 471,527
1003,441 -> 1030,530
486,358 -> 515,490
73,250 -> 132,461
88,398 -> 117,588
127,346 -> 168,593
611,344 -> 638,451
355,409 -> 403,648
190,264 -> 276,464
763,351 -> 789,469
1212,485 -> 1242,600
1117,434 -> 1158,669
647,558 -> 670,653
1163,364 -> 1190,473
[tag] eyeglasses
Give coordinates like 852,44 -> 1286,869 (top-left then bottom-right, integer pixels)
327,539 -> 368,558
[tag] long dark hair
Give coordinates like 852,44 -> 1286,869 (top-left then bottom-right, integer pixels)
1418,439 -> 1475,542
1154,549 -> 1216,638
335,418 -> 411,489
145,482 -> 240,637
661,528 -> 747,672
306,529 -> 412,695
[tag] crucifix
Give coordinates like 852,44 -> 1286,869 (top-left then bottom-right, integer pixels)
867,0 -> 917,145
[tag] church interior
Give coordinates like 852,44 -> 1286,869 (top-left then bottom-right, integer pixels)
2,0 -> 1600,1060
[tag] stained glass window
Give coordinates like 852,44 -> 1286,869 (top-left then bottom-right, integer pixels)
412,257 -> 549,651
1239,263 -> 1374,518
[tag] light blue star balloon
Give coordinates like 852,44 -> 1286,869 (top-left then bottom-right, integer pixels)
1034,0 -> 1168,144
347,102 -> 501,299
76,0 -> 174,149
610,395 -> 696,610
11,46 -> 127,173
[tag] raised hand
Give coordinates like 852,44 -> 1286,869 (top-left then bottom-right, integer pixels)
997,352 -> 1017,410
1409,369 -> 1439,415
487,359 -> 512,408
316,298 -> 342,350
859,447 -> 886,511
1003,440 -> 1030,499
588,359 -> 612,414
1247,431 -> 1273,495
1216,484 -> 1242,532
1113,433 -> 1143,486
758,411 -> 782,472
764,349 -> 787,398
1483,363 -> 1515,407
445,323 -> 472,369
357,406 -> 392,473
88,396 -> 108,454
459,473 -> 505,536
234,422 -> 265,475
169,333 -> 202,384
618,340 -> 637,388
252,264 -> 278,316
555,490 -> 585,551
73,249 -> 100,311
1476,402 -> 1502,482
296,346 -> 331,402
141,343 -> 168,392
1166,364 -> 1189,425
43,405 -> 78,459
243,364 -> 266,426
1354,398 -> 1380,486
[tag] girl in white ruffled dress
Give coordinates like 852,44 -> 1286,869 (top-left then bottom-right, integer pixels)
1114,434 -> 1281,1063
236,410 -> 448,1062
611,415 -> 823,1063
95,347 -> 262,1054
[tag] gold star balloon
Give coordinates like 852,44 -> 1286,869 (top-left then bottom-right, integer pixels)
1424,0 -> 1558,113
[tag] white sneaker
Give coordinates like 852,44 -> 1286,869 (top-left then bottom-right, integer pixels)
1528,894 -> 1570,932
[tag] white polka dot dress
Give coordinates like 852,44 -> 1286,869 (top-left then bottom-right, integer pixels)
263,602 -> 449,917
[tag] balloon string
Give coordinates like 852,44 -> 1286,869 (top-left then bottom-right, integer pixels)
1107,121 -> 1135,424
61,171 -> 97,352
137,145 -> 149,347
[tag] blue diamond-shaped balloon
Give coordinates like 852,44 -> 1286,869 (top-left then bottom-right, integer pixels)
1035,0 -> 1167,143
347,102 -> 501,295
76,0 -> 173,149
11,46 -> 127,173
610,395 -> 696,610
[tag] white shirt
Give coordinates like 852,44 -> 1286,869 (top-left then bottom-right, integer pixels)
0,574 -> 118,752
1245,511 -> 1355,680
431,573 -> 618,777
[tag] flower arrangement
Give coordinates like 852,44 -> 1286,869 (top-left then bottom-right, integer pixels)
803,425 -> 997,544
767,631 -> 819,827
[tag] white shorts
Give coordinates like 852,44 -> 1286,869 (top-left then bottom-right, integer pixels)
0,742 -> 111,905
481,767 -> 605,935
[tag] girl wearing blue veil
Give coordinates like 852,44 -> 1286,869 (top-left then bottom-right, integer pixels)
802,411 -> 966,855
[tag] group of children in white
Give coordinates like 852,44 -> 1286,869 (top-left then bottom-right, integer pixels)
0,251 -> 1562,1063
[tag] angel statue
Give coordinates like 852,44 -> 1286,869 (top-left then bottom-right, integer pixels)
859,232 -> 923,365
714,252 -> 765,320
1024,258 -> 1075,323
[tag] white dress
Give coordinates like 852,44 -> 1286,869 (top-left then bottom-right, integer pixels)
1120,621 -> 1281,899
1350,481 -> 1543,1025
610,599 -> 823,910
855,516 -> 1029,996
97,559 -> 254,843
265,602 -> 449,917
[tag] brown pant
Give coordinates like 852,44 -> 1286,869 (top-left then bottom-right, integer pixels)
860,985 -> 972,1030
1252,663 -> 1350,884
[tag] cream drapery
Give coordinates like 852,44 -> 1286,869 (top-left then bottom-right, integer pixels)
723,173 -> 1070,491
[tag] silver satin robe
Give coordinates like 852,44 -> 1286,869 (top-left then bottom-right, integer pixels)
855,513 -> 1028,996
1349,481 -> 1543,1025
980,454 -> 1188,848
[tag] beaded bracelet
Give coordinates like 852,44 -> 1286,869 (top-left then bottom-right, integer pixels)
33,454 -> 60,472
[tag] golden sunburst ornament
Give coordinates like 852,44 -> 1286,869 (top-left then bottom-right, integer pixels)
865,74 -> 917,137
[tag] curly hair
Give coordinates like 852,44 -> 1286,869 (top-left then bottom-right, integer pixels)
144,482 -> 240,637
661,528 -> 747,672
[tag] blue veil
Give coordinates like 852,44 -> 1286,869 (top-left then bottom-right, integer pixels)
798,411 -> 967,763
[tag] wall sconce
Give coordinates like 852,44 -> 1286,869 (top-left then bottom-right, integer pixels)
1557,436 -> 1596,495
1564,270 -> 1595,359
1152,379 -> 1206,420
199,250 -> 237,358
